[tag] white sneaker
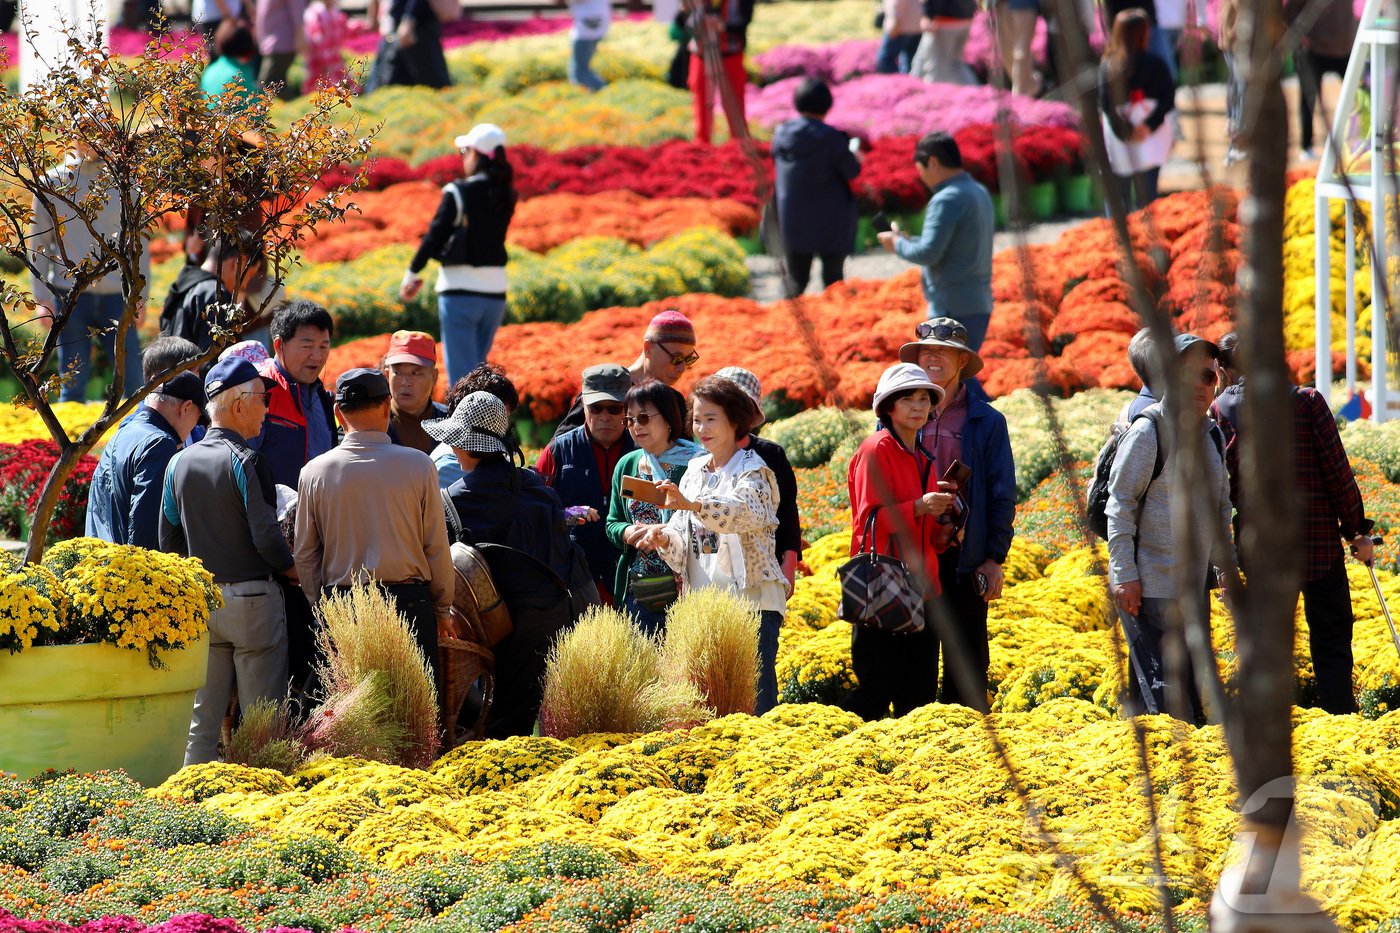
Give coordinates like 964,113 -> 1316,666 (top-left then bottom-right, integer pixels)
1224,145 -> 1246,165
1299,148 -> 1317,162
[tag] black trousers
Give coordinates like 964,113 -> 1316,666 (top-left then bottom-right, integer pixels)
935,549 -> 990,709
783,252 -> 847,298
841,602 -> 940,720
1296,48 -> 1349,151
1300,556 -> 1356,714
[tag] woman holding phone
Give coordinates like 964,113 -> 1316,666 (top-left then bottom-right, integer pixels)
606,380 -> 703,635
636,376 -> 786,712
841,363 -> 956,720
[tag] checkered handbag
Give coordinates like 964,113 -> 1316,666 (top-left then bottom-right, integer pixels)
836,507 -> 927,634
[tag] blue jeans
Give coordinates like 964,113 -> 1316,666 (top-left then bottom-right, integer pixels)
875,33 -> 922,74
1106,167 -> 1160,215
439,292 -> 507,386
569,38 -> 607,91
623,590 -> 668,639
57,291 -> 142,402
756,609 -> 782,714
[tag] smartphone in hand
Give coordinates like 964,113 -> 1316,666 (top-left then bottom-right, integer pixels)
871,212 -> 892,234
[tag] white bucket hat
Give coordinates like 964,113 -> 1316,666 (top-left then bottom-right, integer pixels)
714,366 -> 765,427
423,391 -> 511,455
872,362 -> 945,413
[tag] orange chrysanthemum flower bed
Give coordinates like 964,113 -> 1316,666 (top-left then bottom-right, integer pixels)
323,187 -> 1259,422
291,184 -> 759,264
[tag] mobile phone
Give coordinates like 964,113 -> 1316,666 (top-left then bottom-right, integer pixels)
942,460 -> 973,490
621,474 -> 668,507
974,572 -> 988,596
871,212 -> 892,234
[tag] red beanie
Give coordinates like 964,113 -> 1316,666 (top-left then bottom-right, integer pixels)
645,309 -> 696,346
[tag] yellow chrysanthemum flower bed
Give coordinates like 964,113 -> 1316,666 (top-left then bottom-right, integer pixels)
156,532 -> 1400,927
0,401 -> 109,447
178,696 -> 1400,924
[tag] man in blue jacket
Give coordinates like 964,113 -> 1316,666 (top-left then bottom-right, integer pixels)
536,364 -> 637,602
900,318 -> 1016,710
250,300 -> 337,490
86,371 -> 206,550
877,132 -> 995,350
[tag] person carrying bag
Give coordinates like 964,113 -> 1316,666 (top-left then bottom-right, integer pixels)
839,363 -> 956,720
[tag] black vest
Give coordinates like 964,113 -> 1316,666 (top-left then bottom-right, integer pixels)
447,175 -> 513,268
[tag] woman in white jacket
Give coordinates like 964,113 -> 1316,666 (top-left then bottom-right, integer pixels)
637,375 -> 786,713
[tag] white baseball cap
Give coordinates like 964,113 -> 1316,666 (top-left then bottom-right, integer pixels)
872,362 -> 945,413
454,124 -> 507,156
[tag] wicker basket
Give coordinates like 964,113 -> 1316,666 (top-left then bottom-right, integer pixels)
439,617 -> 494,748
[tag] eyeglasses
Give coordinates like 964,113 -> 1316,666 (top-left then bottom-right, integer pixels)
915,321 -> 967,342
586,402 -> 626,416
238,390 -> 272,406
623,411 -> 661,428
658,342 -> 700,369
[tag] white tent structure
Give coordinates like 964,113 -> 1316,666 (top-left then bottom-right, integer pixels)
1313,0 -> 1399,420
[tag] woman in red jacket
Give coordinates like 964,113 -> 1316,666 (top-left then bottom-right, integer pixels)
842,362 -> 955,720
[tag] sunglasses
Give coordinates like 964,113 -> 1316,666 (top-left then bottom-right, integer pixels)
623,411 -> 662,428
238,390 -> 272,406
658,342 -> 700,369
587,402 -> 627,416
1195,366 -> 1219,387
915,321 -> 967,342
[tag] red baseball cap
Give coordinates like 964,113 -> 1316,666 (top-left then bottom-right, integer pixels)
384,330 -> 437,368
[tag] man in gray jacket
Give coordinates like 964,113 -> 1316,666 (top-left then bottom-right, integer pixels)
1106,333 -> 1235,722
161,356 -> 293,765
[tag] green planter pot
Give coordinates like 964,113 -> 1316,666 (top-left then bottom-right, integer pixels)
1058,174 -> 1095,214
1028,181 -> 1058,220
0,633 -> 209,786
991,193 -> 1007,229
855,216 -> 875,253
734,234 -> 764,256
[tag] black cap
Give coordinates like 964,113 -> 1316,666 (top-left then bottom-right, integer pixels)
1174,334 -> 1219,358
335,367 -> 391,404
156,371 -> 208,406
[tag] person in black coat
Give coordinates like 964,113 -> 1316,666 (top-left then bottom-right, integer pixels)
771,78 -> 863,299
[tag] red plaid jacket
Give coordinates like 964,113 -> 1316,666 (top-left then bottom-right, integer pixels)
1213,384 -> 1371,581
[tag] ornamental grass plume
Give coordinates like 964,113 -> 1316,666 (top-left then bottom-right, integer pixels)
302,671 -> 413,764
313,582 -> 439,768
661,587 -> 760,717
540,605 -> 711,738
223,699 -> 307,775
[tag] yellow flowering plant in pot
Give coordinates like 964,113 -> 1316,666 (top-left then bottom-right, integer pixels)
0,539 -> 221,785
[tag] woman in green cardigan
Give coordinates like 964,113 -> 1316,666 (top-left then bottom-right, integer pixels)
605,380 -> 703,635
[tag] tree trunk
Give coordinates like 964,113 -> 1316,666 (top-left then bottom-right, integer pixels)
1208,0 -> 1335,927
23,442 -> 90,565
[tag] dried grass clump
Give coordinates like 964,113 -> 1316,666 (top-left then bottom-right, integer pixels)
224,698 -> 307,774
302,671 -> 412,763
662,586 -> 759,717
540,605 -> 713,738
314,582 -> 439,768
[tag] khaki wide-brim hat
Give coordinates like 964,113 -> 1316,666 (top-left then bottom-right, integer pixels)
898,317 -> 985,380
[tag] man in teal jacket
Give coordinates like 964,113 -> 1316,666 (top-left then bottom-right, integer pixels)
878,131 -> 995,351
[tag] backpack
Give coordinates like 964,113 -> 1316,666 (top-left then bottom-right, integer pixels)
158,264 -> 216,337
1086,406 -> 1224,540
